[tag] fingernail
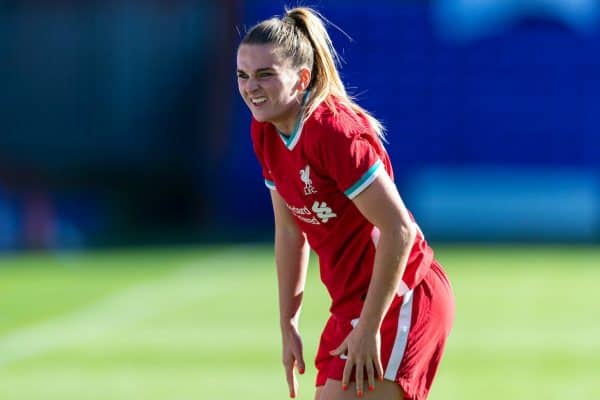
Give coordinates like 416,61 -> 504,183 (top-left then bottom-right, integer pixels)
369,385 -> 375,391
342,384 -> 348,391
290,393 -> 295,398
357,390 -> 364,397
299,367 -> 305,374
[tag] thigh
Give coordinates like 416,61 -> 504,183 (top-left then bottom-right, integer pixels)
316,378 -> 403,400
315,386 -> 323,400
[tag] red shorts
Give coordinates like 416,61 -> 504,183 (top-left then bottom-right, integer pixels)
314,260 -> 455,400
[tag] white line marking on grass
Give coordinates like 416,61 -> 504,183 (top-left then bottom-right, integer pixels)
0,262 -> 220,368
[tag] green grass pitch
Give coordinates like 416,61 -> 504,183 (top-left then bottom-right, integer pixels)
0,245 -> 599,399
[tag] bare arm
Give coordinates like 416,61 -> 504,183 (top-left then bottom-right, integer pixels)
352,171 -> 416,332
270,190 -> 310,398
331,171 -> 416,395
271,190 -> 310,329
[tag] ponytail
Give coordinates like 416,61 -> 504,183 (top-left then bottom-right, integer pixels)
241,7 -> 385,138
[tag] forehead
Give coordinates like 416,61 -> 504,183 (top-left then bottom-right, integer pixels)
237,43 -> 288,71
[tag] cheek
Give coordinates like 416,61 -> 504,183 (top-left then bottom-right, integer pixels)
281,71 -> 300,89
271,81 -> 292,99
237,80 -> 247,96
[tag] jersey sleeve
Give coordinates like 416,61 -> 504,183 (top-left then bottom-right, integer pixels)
250,118 -> 276,191
319,129 -> 384,199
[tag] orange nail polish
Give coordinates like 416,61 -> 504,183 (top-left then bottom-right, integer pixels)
357,390 -> 364,397
290,393 -> 295,399
342,384 -> 348,391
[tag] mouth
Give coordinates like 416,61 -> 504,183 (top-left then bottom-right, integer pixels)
249,96 -> 267,106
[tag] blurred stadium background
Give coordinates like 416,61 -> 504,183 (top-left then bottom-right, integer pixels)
1,1 -> 599,399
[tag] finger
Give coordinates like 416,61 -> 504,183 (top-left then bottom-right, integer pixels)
329,340 -> 348,356
341,358 -> 353,391
366,359 -> 375,392
284,359 -> 297,398
295,350 -> 306,375
355,359 -> 364,397
374,353 -> 384,382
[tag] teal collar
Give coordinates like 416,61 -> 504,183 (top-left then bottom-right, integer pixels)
278,90 -> 310,151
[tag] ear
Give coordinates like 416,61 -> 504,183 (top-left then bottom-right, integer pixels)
297,67 -> 312,91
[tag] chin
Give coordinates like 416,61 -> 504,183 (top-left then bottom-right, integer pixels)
251,111 -> 274,124
252,113 -> 268,122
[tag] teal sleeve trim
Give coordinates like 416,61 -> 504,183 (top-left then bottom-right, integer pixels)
265,179 -> 276,191
344,160 -> 383,199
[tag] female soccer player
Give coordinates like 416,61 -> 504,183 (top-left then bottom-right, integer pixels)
236,7 -> 455,400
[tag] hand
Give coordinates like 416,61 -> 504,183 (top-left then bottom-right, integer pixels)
281,324 -> 306,398
329,325 -> 384,397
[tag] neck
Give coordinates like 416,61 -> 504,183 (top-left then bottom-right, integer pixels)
273,103 -> 303,137
275,90 -> 310,136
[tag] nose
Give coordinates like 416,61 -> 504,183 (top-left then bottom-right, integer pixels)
246,77 -> 260,93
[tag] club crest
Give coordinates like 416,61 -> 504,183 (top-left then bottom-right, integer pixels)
300,165 -> 317,195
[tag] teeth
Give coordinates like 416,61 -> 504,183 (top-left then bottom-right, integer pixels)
251,97 -> 267,105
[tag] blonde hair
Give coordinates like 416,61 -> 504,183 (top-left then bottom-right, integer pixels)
240,7 -> 385,138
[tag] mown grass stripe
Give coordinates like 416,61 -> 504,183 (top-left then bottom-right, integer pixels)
0,263 -> 222,368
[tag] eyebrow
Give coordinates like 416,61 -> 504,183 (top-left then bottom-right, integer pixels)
237,68 -> 275,74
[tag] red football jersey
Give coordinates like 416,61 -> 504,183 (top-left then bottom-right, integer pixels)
251,98 -> 433,318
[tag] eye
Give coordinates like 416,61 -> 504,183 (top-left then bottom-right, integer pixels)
258,71 -> 273,78
237,71 -> 248,79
